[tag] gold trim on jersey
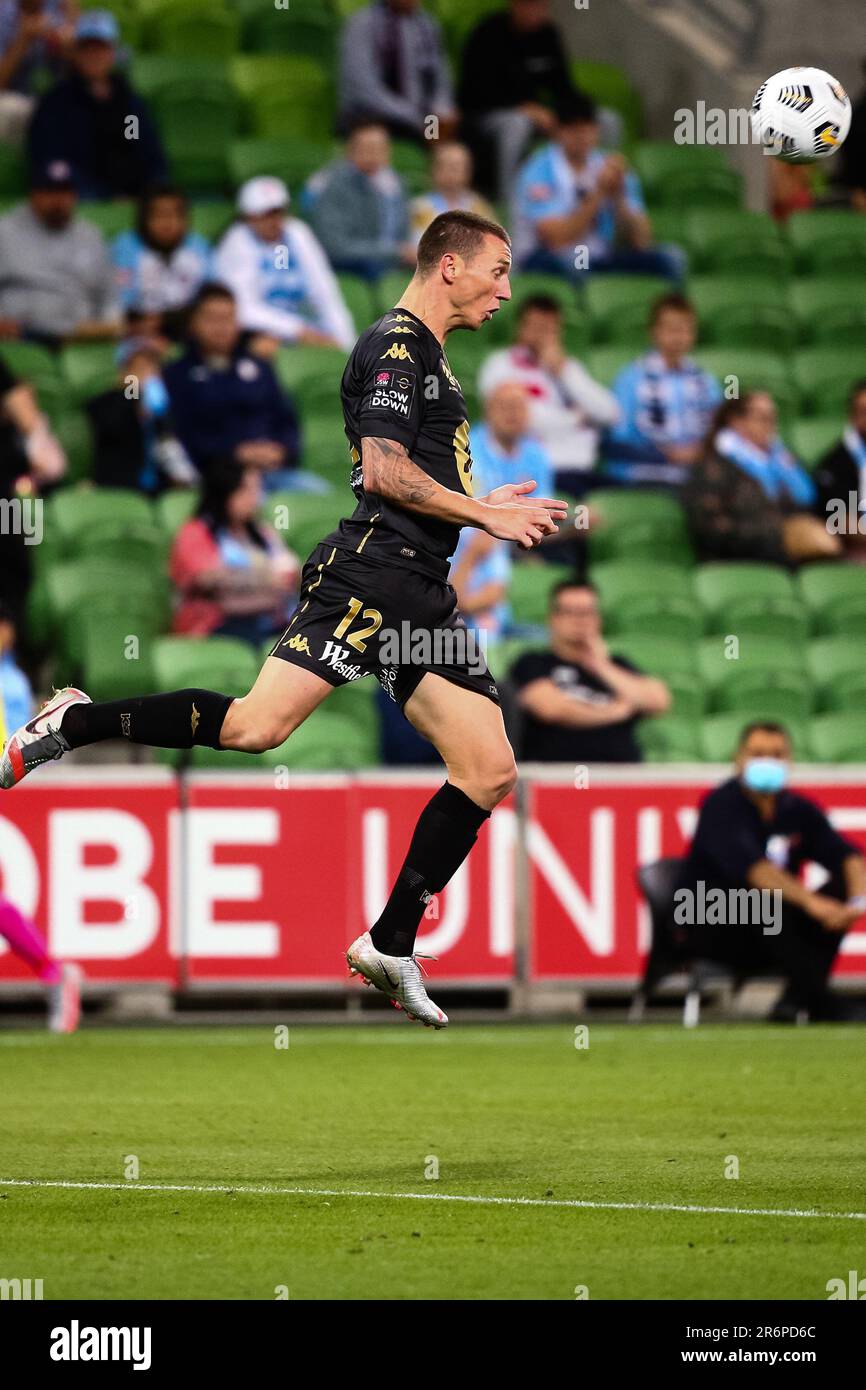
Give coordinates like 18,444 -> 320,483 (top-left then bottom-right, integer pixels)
356,512 -> 381,554
453,420 -> 472,495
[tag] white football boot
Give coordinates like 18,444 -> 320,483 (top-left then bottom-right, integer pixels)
0,686 -> 90,789
346,931 -> 448,1029
47,963 -> 83,1034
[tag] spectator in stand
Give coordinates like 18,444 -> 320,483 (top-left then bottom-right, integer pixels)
86,337 -> 199,495
163,283 -> 326,495
28,10 -> 168,200
684,393 -> 841,566
304,122 -> 414,283
409,141 -> 494,244
513,92 -> 679,281
479,294 -> 619,489
606,293 -> 722,487
813,379 -> 866,561
459,0 -> 611,201
509,579 -> 670,763
214,177 -> 354,351
0,351 -> 66,616
449,525 -> 512,640
337,0 -> 457,144
0,0 -> 74,143
169,459 -> 300,646
112,187 -> 212,334
0,160 -> 122,345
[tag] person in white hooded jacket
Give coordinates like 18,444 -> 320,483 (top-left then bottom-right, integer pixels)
213,176 -> 355,351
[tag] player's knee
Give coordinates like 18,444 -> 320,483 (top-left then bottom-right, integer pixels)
483,757 -> 518,805
226,701 -> 295,753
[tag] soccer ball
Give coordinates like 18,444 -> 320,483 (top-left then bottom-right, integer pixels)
750,66 -> 851,159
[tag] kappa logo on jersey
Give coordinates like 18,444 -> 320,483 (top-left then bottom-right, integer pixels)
387,326 -> 416,335
282,633 -> 311,655
319,640 -> 363,680
380,342 -> 414,362
366,368 -> 416,418
387,313 -> 415,323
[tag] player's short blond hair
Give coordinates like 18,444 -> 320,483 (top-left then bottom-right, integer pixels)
416,210 -> 510,276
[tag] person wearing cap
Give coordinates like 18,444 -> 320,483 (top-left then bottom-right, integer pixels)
512,93 -> 679,281
27,8 -> 168,199
0,0 -> 74,144
303,122 -> 414,284
213,177 -> 355,351
0,161 -> 122,343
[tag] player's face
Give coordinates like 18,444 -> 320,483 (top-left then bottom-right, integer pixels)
652,309 -> 696,361
549,586 -> 601,647
145,196 -> 187,251
451,235 -> 512,329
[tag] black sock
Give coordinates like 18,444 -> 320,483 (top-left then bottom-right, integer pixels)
60,689 -> 234,751
370,781 -> 491,957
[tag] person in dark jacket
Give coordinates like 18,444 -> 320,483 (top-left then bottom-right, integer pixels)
27,9 -> 168,199
683,393 -> 841,567
163,283 -> 316,494
812,379 -> 866,561
458,0 -> 584,199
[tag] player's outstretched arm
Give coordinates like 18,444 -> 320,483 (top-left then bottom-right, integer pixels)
362,439 -> 565,549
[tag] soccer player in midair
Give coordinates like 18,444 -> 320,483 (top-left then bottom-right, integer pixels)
1,212 -> 567,1028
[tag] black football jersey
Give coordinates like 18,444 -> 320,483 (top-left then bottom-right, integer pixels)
326,307 -> 474,576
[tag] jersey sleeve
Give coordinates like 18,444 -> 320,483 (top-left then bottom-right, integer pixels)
356,327 -> 427,450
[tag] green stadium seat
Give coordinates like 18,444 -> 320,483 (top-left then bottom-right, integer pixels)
335,274 -> 376,331
609,633 -> 695,676
489,636 -> 546,681
80,615 -> 158,702
793,348 -> 860,417
152,636 -> 259,697
300,414 -> 351,487
247,63 -> 334,140
52,409 -> 92,485
710,667 -> 813,719
790,278 -> 866,348
694,563 -> 800,640
149,6 -> 241,58
0,342 -> 61,392
45,487 -> 155,553
594,562 -> 700,641
0,143 -> 26,195
508,563 -> 573,627
274,345 -> 347,396
807,638 -> 866,712
76,520 -> 168,572
786,211 -> 866,276
243,7 -> 335,60
689,276 -> 793,351
651,166 -> 743,209
587,489 -> 693,566
501,273 -> 581,332
322,676 -> 379,744
798,562 -> 866,624
701,713 -> 810,762
638,716 -> 701,762
702,598 -> 808,645
571,60 -> 644,143
587,346 -> 639,387
259,491 -> 346,561
788,416 -> 840,468
189,202 -> 234,242
60,344 -> 119,403
631,142 -> 731,201
684,210 -> 788,278
691,348 -> 796,424
155,488 -> 198,539
697,635 -> 801,698
80,201 -> 135,239
584,275 -> 670,345
132,56 -> 231,100
37,557 -> 170,654
228,137 -> 337,194
808,712 -> 866,763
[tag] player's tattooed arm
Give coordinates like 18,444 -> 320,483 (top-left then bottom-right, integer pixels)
362,437 -> 479,523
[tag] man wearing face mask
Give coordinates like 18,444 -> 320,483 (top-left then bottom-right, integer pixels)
680,721 -> 866,1022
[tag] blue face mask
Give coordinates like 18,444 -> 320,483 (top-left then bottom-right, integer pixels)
742,757 -> 788,795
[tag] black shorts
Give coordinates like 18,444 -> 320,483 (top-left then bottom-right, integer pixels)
269,542 -> 500,711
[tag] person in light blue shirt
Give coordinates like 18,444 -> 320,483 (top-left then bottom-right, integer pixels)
607,292 -> 723,487
472,382 -> 555,501
513,91 -> 680,282
112,186 -> 212,321
0,604 -> 34,734
450,525 -> 512,639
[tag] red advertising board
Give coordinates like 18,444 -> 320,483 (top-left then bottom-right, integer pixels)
2,770 -> 866,986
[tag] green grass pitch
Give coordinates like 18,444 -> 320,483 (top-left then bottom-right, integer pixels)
2,1022 -> 864,1300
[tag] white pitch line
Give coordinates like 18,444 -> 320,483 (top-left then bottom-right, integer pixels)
1,1177 -> 864,1222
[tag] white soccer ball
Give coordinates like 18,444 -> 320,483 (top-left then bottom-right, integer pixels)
750,66 -> 851,159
